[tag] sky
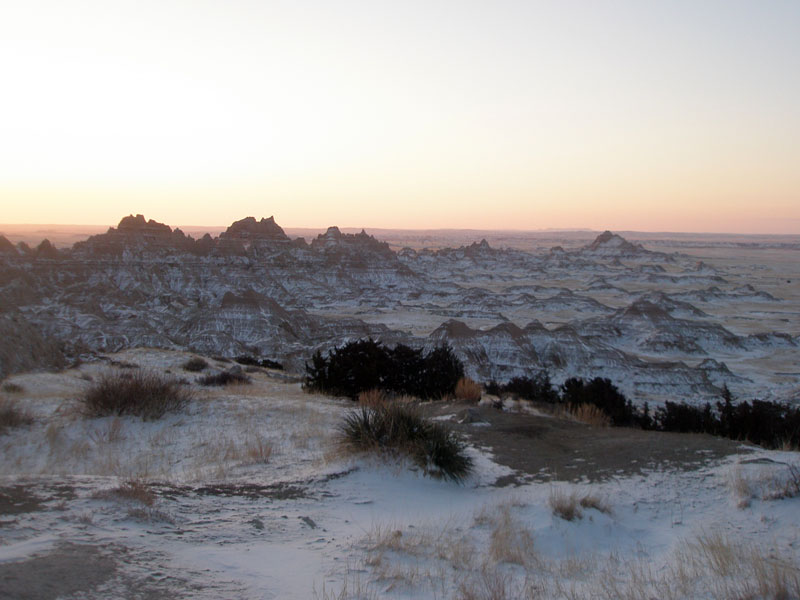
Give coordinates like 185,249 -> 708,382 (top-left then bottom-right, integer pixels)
1,0 -> 799,233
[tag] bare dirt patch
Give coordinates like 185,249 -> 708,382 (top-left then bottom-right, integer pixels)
0,483 -> 75,516
423,402 -> 750,485
0,542 -> 116,600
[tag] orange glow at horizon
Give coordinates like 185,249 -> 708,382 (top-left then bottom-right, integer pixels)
1,1 -> 799,235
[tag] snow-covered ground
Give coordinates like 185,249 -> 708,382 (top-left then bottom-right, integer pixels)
1,349 -> 799,599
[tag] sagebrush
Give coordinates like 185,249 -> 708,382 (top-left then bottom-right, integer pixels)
82,370 -> 192,420
198,370 -> 251,386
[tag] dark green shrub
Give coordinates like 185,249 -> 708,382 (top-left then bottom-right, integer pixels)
340,403 -> 473,482
487,371 -> 559,403
182,357 -> 209,372
417,345 -> 464,400
647,388 -> 800,449
234,355 -> 260,367
260,359 -> 283,370
384,344 -> 425,395
305,340 -> 463,400
82,370 -> 192,420
415,424 -> 474,481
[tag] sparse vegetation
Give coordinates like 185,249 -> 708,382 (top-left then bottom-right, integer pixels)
488,507 -> 536,566
81,370 -> 192,420
2,382 -> 24,394
182,356 -> 209,372
198,369 -> 251,386
243,434 -> 273,464
306,339 -> 464,400
0,397 -> 34,433
340,403 -> 473,482
95,479 -> 156,506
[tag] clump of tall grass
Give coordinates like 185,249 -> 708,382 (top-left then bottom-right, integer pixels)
570,403 -> 611,427
340,403 -> 473,482
455,377 -> 482,403
82,370 -> 192,420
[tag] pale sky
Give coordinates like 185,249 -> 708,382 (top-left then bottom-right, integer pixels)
1,0 -> 799,233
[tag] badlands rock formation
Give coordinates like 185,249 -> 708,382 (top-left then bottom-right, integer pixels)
1,215 -> 797,405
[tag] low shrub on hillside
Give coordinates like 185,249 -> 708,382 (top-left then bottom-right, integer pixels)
340,403 -> 473,482
182,357 -> 209,372
235,355 -> 284,370
82,370 -> 192,420
0,397 -> 34,434
306,339 -> 464,400
197,370 -> 251,387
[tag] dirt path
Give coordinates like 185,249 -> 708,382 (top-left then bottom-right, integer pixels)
424,402 -> 752,486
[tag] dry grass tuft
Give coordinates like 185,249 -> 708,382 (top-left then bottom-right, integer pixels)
728,463 -> 753,508
489,507 -> 536,566
88,418 -> 125,445
358,388 -> 386,408
95,479 -> 156,506
579,493 -> 612,515
455,377 -> 482,403
549,488 -> 582,521
0,397 -> 34,434
769,464 -> 800,500
243,434 -> 273,464
570,403 -> 611,427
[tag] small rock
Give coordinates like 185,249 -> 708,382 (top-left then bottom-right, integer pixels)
299,516 -> 317,529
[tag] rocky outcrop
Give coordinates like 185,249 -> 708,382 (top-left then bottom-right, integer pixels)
73,215 -> 196,256
220,216 -> 289,241
573,299 -> 744,355
578,231 -> 674,262
1,217 -> 796,403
